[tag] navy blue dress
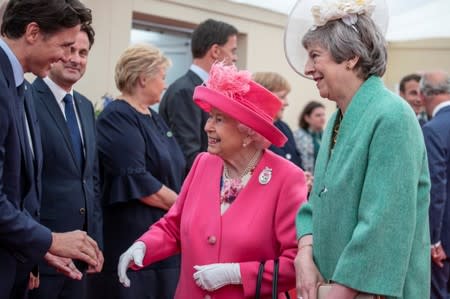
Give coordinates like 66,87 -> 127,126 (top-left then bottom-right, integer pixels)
269,120 -> 302,168
89,100 -> 186,299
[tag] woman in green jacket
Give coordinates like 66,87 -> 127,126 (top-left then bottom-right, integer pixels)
284,0 -> 431,298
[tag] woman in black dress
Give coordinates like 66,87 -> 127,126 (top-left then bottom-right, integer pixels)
89,44 -> 186,299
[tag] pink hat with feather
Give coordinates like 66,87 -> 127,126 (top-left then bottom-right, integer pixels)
193,63 -> 287,147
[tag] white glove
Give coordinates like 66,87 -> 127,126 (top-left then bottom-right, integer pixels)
193,263 -> 241,291
117,241 -> 146,287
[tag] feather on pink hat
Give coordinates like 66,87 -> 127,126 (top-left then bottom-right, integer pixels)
193,63 -> 287,147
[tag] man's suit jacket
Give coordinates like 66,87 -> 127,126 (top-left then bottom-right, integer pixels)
423,105 -> 450,250
0,47 -> 52,295
32,77 -> 103,274
159,69 -> 208,171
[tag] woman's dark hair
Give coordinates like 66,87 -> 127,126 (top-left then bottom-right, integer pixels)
1,0 -> 92,39
399,73 -> 421,93
191,19 -> 238,59
299,101 -> 325,129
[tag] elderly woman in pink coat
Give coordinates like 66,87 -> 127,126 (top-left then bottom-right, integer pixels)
117,63 -> 308,299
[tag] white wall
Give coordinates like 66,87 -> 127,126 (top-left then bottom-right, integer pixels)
385,39 -> 450,92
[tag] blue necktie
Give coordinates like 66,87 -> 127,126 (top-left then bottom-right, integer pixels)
63,94 -> 84,169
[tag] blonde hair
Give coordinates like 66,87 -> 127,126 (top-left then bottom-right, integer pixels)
114,44 -> 171,94
252,72 -> 291,93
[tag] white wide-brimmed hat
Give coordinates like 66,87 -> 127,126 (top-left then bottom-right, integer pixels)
284,0 -> 389,79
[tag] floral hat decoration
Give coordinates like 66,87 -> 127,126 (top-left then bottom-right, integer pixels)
193,62 -> 288,147
284,0 -> 389,79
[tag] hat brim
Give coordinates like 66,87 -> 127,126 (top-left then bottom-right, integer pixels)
193,86 -> 287,147
284,0 -> 389,79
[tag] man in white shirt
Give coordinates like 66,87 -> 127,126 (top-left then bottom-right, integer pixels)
30,24 -> 103,299
159,19 -> 238,171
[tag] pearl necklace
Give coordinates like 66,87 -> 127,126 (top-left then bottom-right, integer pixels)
223,150 -> 262,180
220,150 -> 262,211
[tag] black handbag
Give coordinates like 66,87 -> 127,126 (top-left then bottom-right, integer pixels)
255,259 -> 291,299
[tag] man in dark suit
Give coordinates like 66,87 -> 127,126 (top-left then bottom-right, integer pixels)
159,19 -> 238,170
29,23 -> 103,299
421,70 -> 450,299
0,1 -> 101,298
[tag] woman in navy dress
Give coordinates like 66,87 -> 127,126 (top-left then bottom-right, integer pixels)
89,44 -> 186,299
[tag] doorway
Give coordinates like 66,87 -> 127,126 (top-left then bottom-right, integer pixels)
131,17 -> 195,110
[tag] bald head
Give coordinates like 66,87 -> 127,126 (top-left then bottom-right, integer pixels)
420,70 -> 450,116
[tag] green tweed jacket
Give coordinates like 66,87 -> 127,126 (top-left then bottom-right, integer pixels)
296,76 -> 431,299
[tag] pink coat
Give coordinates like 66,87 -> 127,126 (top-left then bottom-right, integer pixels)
135,150 -> 307,298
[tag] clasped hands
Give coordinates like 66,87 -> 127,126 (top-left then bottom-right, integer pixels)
431,242 -> 447,268
117,241 -> 241,291
47,230 -> 104,280
295,247 -> 359,299
295,246 -> 323,299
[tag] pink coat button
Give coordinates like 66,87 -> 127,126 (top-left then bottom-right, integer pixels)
207,236 -> 216,244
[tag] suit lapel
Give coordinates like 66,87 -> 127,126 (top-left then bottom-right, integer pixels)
33,78 -> 82,172
15,86 -> 35,183
0,48 -> 36,191
0,49 -> 28,168
187,69 -> 204,86
0,48 -> 14,86
23,82 -> 41,178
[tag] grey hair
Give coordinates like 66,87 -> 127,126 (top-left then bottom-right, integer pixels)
237,124 -> 270,149
0,1 -> 7,27
419,72 -> 450,97
302,14 -> 387,80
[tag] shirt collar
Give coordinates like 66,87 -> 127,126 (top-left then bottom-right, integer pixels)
189,64 -> 208,83
0,38 -> 24,87
432,100 -> 450,117
43,76 -> 74,103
